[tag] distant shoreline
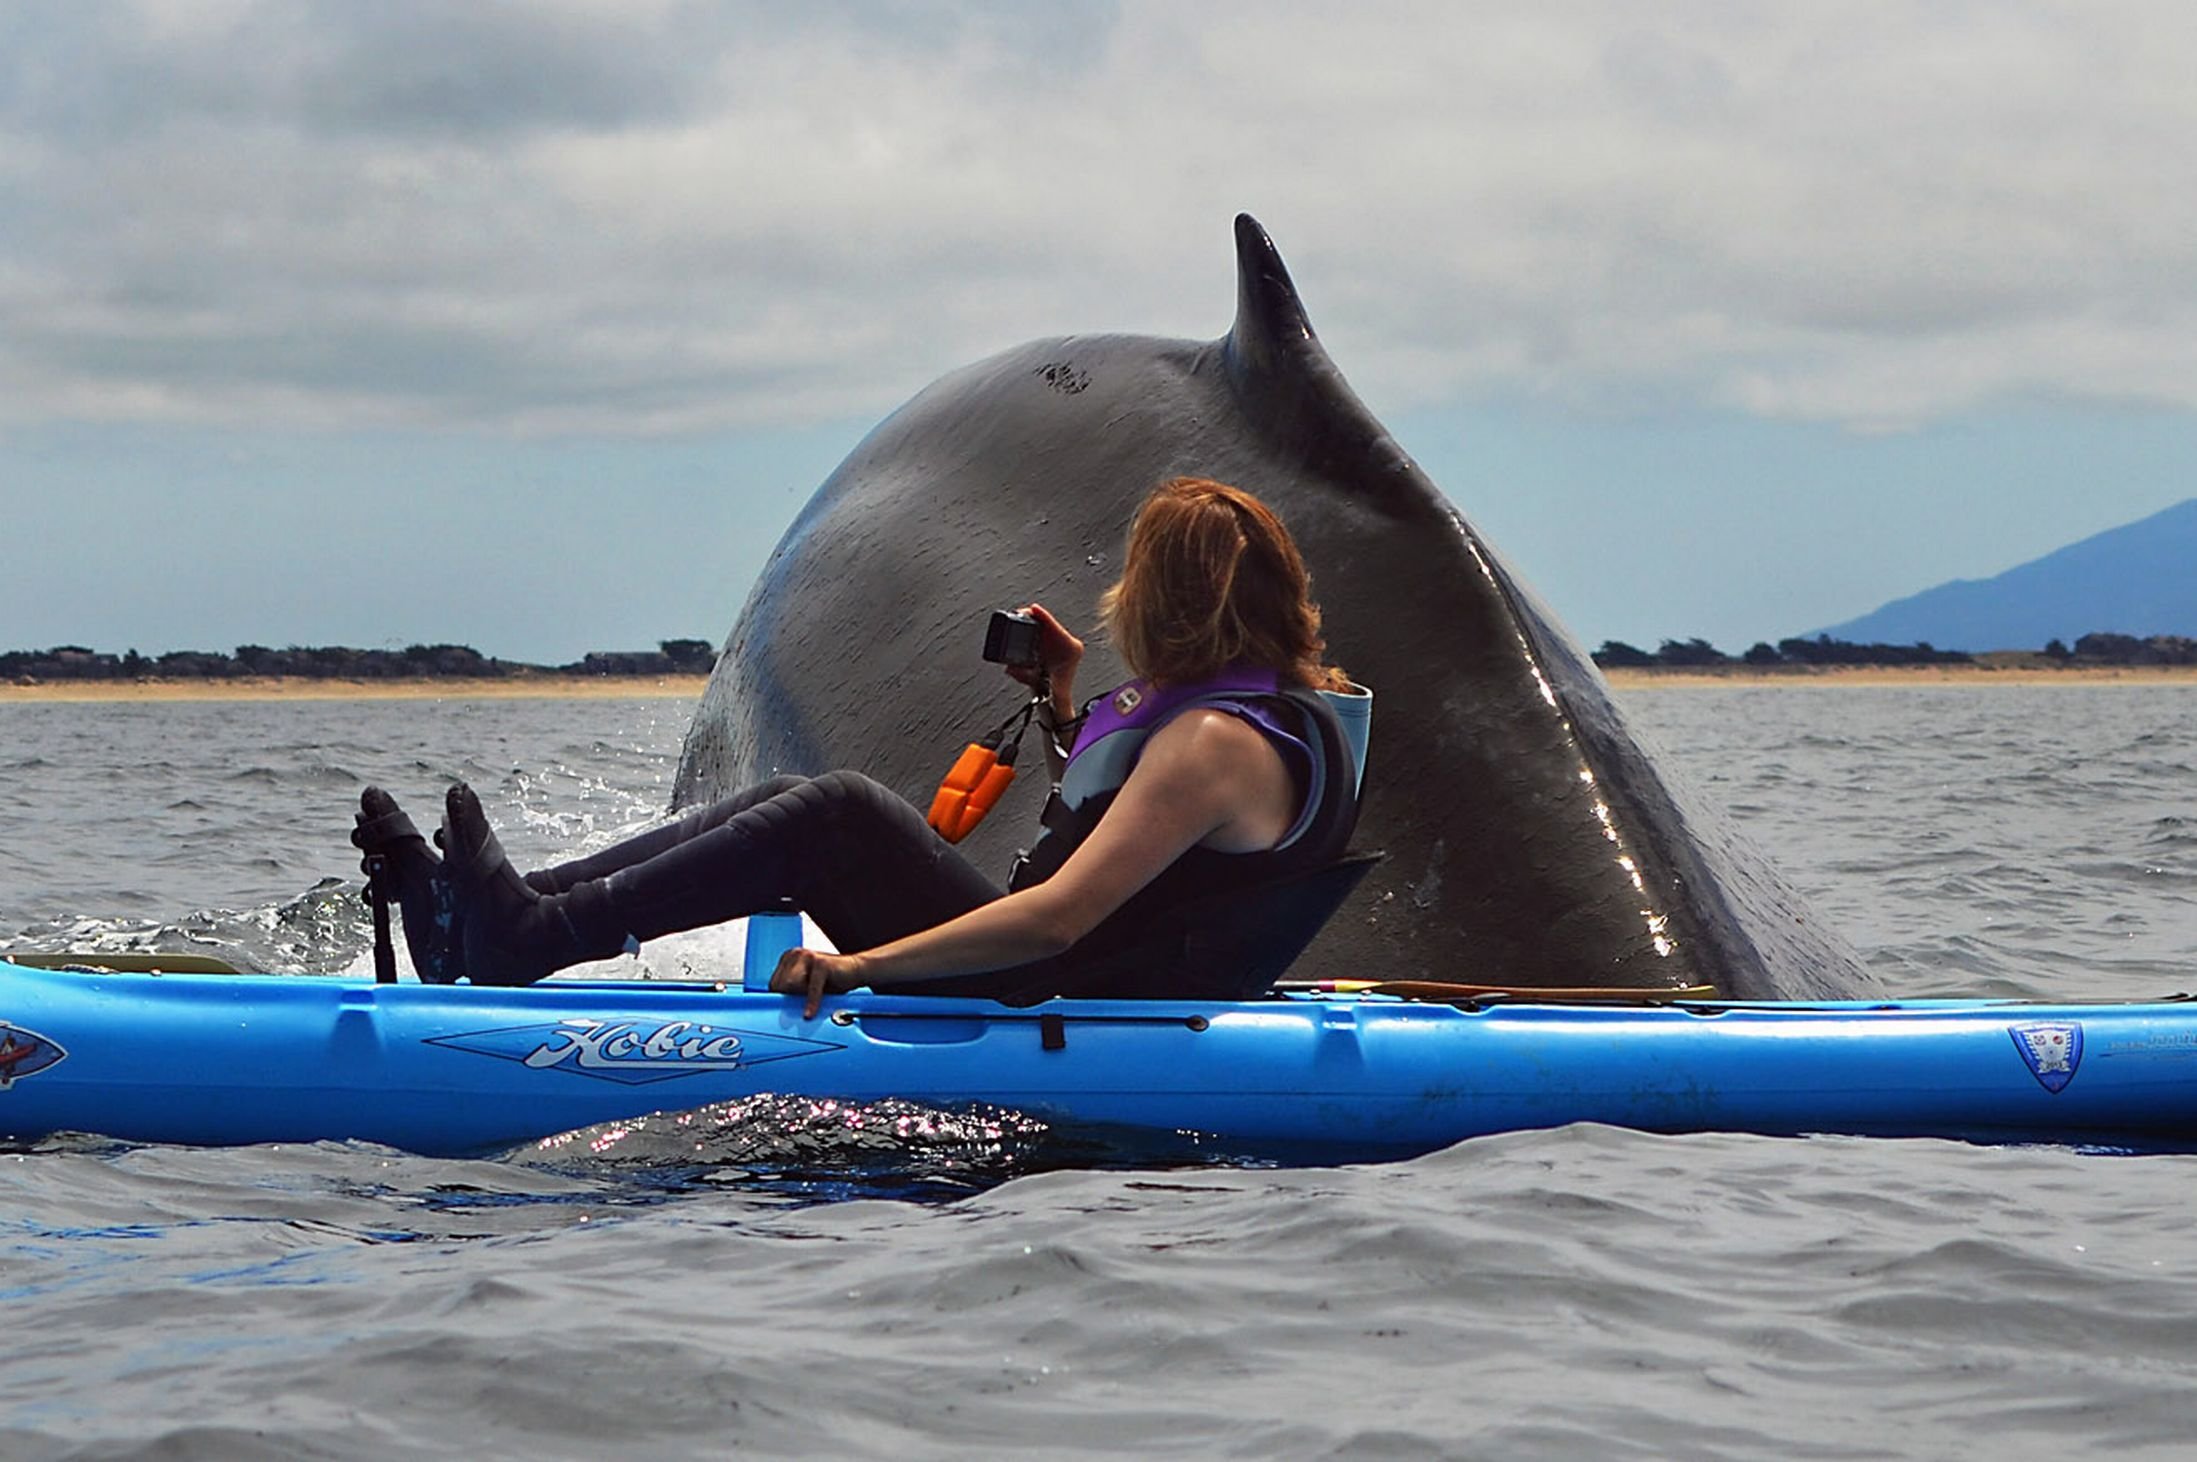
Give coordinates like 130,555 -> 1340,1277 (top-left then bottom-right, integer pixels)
5,664 -> 2194,703
1602,663 -> 2197,688
0,674 -> 713,703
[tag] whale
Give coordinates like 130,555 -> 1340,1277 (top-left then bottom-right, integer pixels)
673,214 -> 1873,1000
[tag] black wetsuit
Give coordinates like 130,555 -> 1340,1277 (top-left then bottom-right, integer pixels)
530,769 -> 1001,964
534,680 -> 1356,1000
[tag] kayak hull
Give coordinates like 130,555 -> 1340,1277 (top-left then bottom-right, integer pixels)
4,959 -> 2196,1158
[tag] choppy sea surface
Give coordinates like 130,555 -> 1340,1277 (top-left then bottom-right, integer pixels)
2,687 -> 2194,1458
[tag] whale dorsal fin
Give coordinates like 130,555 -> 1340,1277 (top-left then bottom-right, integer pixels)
1225,212 -> 1318,377
1221,212 -> 1418,491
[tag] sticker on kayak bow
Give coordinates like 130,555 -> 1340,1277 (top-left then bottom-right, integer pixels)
2010,1022 -> 2083,1094
0,1022 -> 67,1089
426,1018 -> 841,1086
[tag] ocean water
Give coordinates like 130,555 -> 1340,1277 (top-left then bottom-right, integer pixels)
2,686 -> 2194,1458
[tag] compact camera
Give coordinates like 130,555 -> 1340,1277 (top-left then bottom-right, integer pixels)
982,609 -> 1043,668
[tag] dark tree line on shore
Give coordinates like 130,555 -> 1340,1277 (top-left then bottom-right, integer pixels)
1592,632 -> 2197,669
1,639 -> 719,683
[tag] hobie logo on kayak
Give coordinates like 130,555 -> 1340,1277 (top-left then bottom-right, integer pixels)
0,1022 -> 66,1089
427,1019 -> 840,1086
2010,1022 -> 2083,1094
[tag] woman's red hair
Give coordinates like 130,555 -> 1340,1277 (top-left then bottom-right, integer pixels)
1100,477 -> 1348,691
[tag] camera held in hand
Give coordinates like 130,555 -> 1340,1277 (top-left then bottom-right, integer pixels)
982,609 -> 1043,668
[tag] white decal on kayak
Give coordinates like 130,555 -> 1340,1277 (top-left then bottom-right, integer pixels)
425,1018 -> 840,1085
0,1022 -> 66,1089
2010,1022 -> 2083,1094
524,1019 -> 746,1073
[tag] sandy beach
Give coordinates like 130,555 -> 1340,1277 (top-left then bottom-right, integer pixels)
1601,663 -> 2197,689
4,665 -> 2194,702
0,674 -> 714,703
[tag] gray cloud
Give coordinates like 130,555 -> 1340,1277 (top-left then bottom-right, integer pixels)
4,0 -> 2196,435
2,4 -> 697,143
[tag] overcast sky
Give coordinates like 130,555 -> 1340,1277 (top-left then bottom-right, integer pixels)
5,1 -> 2195,663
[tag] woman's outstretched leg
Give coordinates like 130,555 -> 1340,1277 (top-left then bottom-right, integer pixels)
351,778 -> 806,982
519,776 -> 809,895
442,772 -> 1003,987
357,774 -> 898,984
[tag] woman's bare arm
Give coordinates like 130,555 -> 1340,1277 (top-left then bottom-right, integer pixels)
770,711 -> 1287,1016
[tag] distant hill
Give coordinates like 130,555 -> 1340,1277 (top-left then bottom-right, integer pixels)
1812,497 -> 2197,651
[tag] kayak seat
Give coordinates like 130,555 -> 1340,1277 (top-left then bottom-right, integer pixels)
998,850 -> 1386,1005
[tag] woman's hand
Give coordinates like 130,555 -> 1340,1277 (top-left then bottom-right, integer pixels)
769,947 -> 868,1019
1009,602 -> 1084,713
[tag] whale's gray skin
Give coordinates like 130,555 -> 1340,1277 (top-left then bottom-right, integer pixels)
674,215 -> 1872,1000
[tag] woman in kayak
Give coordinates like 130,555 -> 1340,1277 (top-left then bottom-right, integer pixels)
352,476 -> 1360,1012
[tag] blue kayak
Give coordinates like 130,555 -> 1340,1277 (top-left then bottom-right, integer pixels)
4,919 -> 2196,1158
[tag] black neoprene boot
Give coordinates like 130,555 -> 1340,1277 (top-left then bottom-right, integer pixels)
441,783 -> 631,986
351,787 -> 466,983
